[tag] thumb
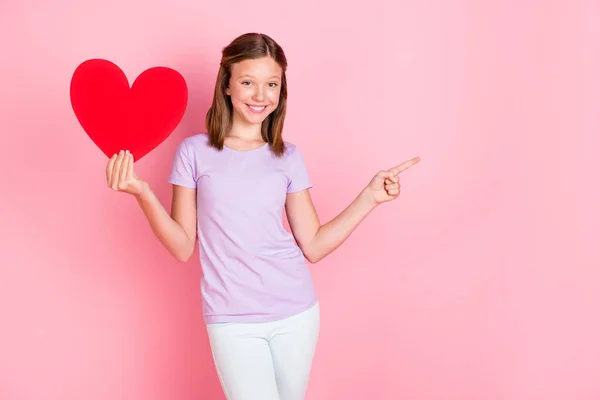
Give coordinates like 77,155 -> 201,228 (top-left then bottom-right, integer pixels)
381,170 -> 396,182
375,170 -> 395,185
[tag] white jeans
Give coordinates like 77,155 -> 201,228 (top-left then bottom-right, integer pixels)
206,302 -> 320,400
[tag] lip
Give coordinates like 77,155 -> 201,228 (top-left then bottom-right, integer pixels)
246,104 -> 268,114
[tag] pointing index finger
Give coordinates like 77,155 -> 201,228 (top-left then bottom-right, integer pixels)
389,157 -> 421,175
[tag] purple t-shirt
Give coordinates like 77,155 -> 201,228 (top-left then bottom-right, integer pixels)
168,133 -> 318,324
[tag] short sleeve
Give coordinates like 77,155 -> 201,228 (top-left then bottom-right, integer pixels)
286,145 -> 313,193
168,138 -> 197,189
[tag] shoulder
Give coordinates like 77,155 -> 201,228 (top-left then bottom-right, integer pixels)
180,132 -> 210,149
173,133 -> 211,156
282,141 -> 303,158
281,141 -> 309,168
283,140 -> 310,160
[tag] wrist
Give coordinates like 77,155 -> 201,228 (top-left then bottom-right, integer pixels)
134,180 -> 152,201
359,187 -> 378,210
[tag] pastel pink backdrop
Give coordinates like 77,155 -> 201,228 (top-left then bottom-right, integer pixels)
1,0 -> 598,399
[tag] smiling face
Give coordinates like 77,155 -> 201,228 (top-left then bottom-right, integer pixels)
226,56 -> 283,127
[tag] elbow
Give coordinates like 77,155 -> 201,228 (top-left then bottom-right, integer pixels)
301,239 -> 325,264
304,249 -> 323,264
172,244 -> 195,263
171,240 -> 196,263
174,253 -> 192,263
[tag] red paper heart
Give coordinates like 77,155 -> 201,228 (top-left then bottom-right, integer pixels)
70,59 -> 188,161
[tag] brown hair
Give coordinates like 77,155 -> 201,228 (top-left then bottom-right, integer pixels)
205,32 -> 288,157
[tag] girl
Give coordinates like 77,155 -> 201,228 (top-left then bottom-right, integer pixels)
105,32 -> 419,400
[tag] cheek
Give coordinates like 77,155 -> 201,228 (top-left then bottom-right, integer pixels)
268,90 -> 280,105
229,88 -> 243,102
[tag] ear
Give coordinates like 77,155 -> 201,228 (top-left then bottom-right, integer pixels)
226,86 -> 231,96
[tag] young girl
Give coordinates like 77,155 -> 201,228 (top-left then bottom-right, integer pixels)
105,32 -> 419,400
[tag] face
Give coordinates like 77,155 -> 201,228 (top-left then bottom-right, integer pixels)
226,56 -> 283,126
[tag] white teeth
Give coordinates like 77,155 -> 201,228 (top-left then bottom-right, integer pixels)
249,105 -> 266,111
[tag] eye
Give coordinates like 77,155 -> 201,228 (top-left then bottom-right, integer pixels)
241,81 -> 252,86
268,82 -> 278,88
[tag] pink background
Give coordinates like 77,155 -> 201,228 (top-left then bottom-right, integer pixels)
1,0 -> 599,399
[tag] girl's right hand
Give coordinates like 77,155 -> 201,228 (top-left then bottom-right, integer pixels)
106,150 -> 148,197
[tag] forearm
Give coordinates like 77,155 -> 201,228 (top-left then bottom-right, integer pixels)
305,189 -> 377,263
134,184 -> 195,262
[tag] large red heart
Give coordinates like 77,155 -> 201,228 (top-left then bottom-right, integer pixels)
70,59 -> 188,161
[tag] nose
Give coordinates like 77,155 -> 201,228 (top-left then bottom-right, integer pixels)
252,86 -> 265,102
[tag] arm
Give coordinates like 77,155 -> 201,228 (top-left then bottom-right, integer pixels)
134,183 -> 197,262
286,157 -> 421,264
107,150 -> 197,262
285,188 -> 376,264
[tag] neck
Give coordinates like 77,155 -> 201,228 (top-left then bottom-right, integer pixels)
228,113 -> 263,141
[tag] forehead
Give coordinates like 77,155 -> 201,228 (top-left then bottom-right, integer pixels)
230,57 -> 282,79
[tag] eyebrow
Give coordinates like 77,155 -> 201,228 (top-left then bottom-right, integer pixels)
238,74 -> 281,80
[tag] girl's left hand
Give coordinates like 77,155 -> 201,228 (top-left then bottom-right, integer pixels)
366,157 -> 421,205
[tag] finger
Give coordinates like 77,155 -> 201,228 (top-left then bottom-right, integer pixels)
112,151 -> 124,188
386,183 -> 400,194
126,152 -> 134,180
106,154 -> 117,185
118,150 -> 130,187
382,170 -> 396,181
389,156 -> 420,175
117,150 -> 129,190
111,150 -> 124,189
385,174 -> 399,183
385,183 -> 400,191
